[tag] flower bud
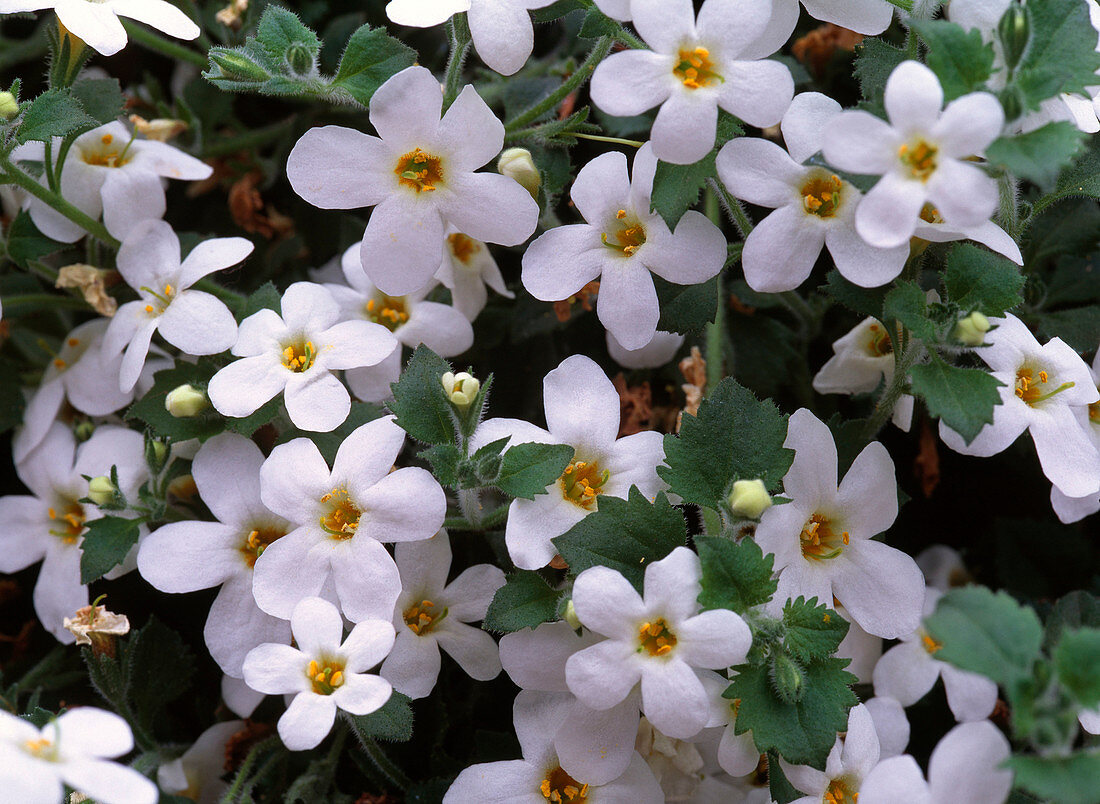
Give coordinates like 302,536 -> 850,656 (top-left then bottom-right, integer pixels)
209,50 -> 270,82
87,476 -> 117,506
726,479 -> 772,519
0,91 -> 17,121
770,651 -> 806,705
998,0 -> 1030,73
497,147 -> 541,200
73,420 -> 96,442
286,43 -> 316,76
165,383 -> 209,417
442,371 -> 480,408
954,311 -> 991,346
563,599 -> 581,630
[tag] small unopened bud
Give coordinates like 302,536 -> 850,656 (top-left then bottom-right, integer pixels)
727,479 -> 772,519
286,43 -> 316,76
151,440 -> 169,467
209,50 -> 270,82
770,651 -> 805,705
498,147 -> 540,200
74,420 -> 96,442
563,599 -> 581,630
63,599 -> 129,658
998,0 -> 1030,73
165,383 -> 209,417
442,371 -> 480,408
0,91 -> 17,121
87,476 -> 117,506
954,311 -> 991,347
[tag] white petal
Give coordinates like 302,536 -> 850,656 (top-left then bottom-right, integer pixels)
715,58 -> 795,129
640,659 -> 708,738
941,664 -> 999,722
696,0 -> 775,56
100,167 -> 165,241
54,0 -> 127,55
825,225 -> 909,288
61,759 -> 158,804
331,673 -> 393,715
278,692 -> 337,751
157,291 -> 237,355
369,65 -> 443,145
865,695 -> 910,758
361,196 -> 445,296
834,441 -> 898,538
505,494 -> 586,569
926,159 -> 999,231
177,236 -> 254,288
572,566 -> 646,639
716,137 -> 803,207
521,224 -> 606,301
782,92 -> 843,163
676,609 -> 752,668
872,642 -> 940,706
590,51 -> 675,117
860,755 -> 932,804
436,622 -> 502,680
398,301 -> 474,356
107,0 -> 200,40
208,356 -> 287,419
822,110 -> 899,174
566,639 -> 642,710
927,721 -> 1012,804
354,467 -> 446,543
572,151 -> 630,226
855,172 -> 927,248
831,540 -> 926,639
783,408 -> 838,507
287,126 -> 392,209
555,699 -> 640,785
742,204 -> 826,292
291,596 -> 345,657
651,91 -> 719,165
885,61 -> 944,135
438,172 -> 539,246
644,210 -> 728,284
468,0 -> 534,76
283,371 -> 351,432
631,0 -> 695,53
933,92 -> 1005,157
544,354 -> 620,451
381,629 -> 442,699
242,643 -> 310,695
330,538 -> 404,622
597,258 -> 660,351
137,521 -> 241,592
251,529 -> 330,619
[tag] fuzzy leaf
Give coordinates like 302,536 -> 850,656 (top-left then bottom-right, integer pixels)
944,243 -> 1025,317
388,346 -> 455,445
655,275 -> 719,335
986,123 -> 1085,190
4,211 -> 60,269
782,597 -> 850,663
909,357 -> 1004,444
1053,627 -> 1100,708
1007,752 -> 1100,803
1044,590 -> 1100,649
695,536 -> 777,614
853,38 -> 905,109
1012,0 -> 1100,110
238,281 -> 282,319
70,78 -> 124,124
912,20 -> 994,101
825,270 -> 888,319
256,5 -> 320,61
333,24 -> 417,106
348,692 -> 414,742
16,88 -> 96,143
127,618 -> 195,729
883,281 -> 934,340
80,515 -> 143,584
1035,306 -> 1100,352
495,442 -> 575,500
483,571 -> 562,633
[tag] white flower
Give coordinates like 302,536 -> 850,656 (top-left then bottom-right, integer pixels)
0,708 -> 157,804
872,588 -> 998,722
912,207 -> 1022,265
590,0 -> 794,165
15,122 -> 211,242
252,415 -> 446,622
242,597 -> 395,751
0,0 -> 199,56
435,226 -> 513,322
755,409 -> 925,639
443,690 -> 665,803
1050,347 -> 1100,523
782,704 -> 881,804
835,602 -> 883,684
0,423 -> 146,642
822,61 -> 1004,249
915,544 -> 971,592
137,434 -> 292,677
287,66 -> 539,296
717,92 -> 908,292
222,675 -> 265,719
381,532 -> 505,699
385,0 -> 555,76
1081,707 -> 1100,735
471,354 -> 667,570
607,329 -> 685,370
522,144 -> 725,349
697,670 -> 760,777
103,220 -> 249,392
864,696 -> 910,759
156,720 -> 244,804
566,547 -> 753,739
772,0 -> 893,34
939,314 -> 1100,499
860,720 -> 1013,804
207,281 -> 397,432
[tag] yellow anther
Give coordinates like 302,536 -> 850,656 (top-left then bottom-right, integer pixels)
899,138 -> 938,181
921,633 -> 942,654
53,358 -> 66,369
637,618 -> 677,657
101,134 -> 113,144
1039,371 -> 1049,383
48,508 -> 57,519
309,660 -> 320,677
800,172 -> 844,218
330,670 -> 343,686
541,780 -> 552,797
145,304 -> 154,313
616,209 -> 627,219
67,337 -> 80,347
319,487 -> 361,539
365,294 -> 410,332
800,513 -> 846,560
395,147 -> 443,193
673,46 -> 721,89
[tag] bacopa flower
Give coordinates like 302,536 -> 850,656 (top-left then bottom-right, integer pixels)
522,144 -> 725,349
287,65 -> 539,297
207,281 -> 398,432
435,225 -> 514,322
242,597 -> 395,751
589,0 -> 794,164
782,703 -> 882,804
822,61 -> 1004,249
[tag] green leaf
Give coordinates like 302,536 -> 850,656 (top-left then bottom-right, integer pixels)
16,89 -> 96,143
909,357 -> 1004,443
332,24 -> 417,106
825,269 -> 888,319
126,618 -> 195,730
782,597 -> 850,663
275,401 -> 384,464
659,377 -> 794,507
70,78 -> 123,124
495,443 -> 574,500
5,210 -> 61,269
986,123 -> 1085,190
256,5 -> 320,62
767,750 -> 803,804
79,516 -> 143,584
912,20 -> 995,101
1012,0 -> 1100,110
1035,306 -> 1100,352
1044,591 -> 1100,649
727,657 -> 857,768
1051,137 -> 1100,206
1054,627 -> 1100,708
421,444 -> 463,488
695,536 -> 777,614
482,571 -> 562,633
1007,752 -> 1100,803
388,346 -> 455,445
852,38 -> 905,109
944,243 -> 1026,317
650,113 -> 742,228
578,7 -> 620,39
238,281 -> 282,319
883,282 -> 934,340
655,275 -> 719,335
553,488 -> 686,591
348,692 -> 414,742
924,585 -> 1043,685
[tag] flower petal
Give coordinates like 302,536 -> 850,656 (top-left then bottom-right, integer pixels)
287,126 -> 392,209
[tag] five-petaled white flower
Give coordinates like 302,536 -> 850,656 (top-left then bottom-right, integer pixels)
781,703 -> 883,804
0,0 -> 199,56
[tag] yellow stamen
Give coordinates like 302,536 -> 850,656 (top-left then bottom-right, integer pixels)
559,459 -> 610,510
637,617 -> 677,657
673,46 -> 722,89
395,147 -> 443,193
800,513 -> 847,560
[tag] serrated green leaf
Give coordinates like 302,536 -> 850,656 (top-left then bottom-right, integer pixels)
482,571 -> 561,633
5,210 -> 60,270
1051,137 -> 1100,206
695,536 -> 777,614
578,7 -> 620,39
348,692 -> 414,742
924,585 -> 1043,685
70,78 -> 123,124
782,597 -> 850,663
553,488 -> 686,591
1007,752 -> 1100,803
388,346 -> 455,445
659,377 -> 793,507
883,281 -> 934,340
727,657 -> 857,768
913,20 -> 995,101
257,5 -> 320,61
496,442 -> 575,500
333,24 -> 417,106
909,357 -> 1004,443
651,113 -> 742,228
421,444 -> 463,487
79,515 -> 143,584
1012,0 -> 1100,111
1054,627 -> 1100,708
944,243 -> 1025,317
238,281 -> 282,319
16,89 -> 96,143
655,275 -> 719,335
987,123 -> 1085,190
825,269 -> 888,319
853,38 -> 905,109
127,619 -> 194,728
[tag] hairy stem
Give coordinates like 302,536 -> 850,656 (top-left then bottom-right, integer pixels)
505,37 -> 613,133
0,158 -> 120,248
122,20 -> 208,68
442,13 -> 472,110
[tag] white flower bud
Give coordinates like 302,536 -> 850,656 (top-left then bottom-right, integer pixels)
165,383 -> 209,417
954,311 -> 991,347
726,479 -> 772,519
497,147 -> 540,200
0,91 -> 17,121
87,476 -> 117,506
442,371 -> 480,408
563,599 -> 581,630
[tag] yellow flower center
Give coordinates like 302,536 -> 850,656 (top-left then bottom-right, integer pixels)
447,232 -> 481,265
801,173 -> 844,218
365,295 -> 410,332
1015,367 -> 1075,407
800,513 -> 849,561
673,46 -> 722,89
307,658 -> 345,695
282,340 -> 316,373
24,737 -> 54,759
140,283 -> 176,316
898,139 -> 938,182
601,209 -> 647,256
81,132 -> 134,168
395,147 -> 443,193
559,460 -> 610,509
865,323 -> 893,357
48,502 -> 85,544
319,487 -> 361,539
239,525 -> 287,568
403,599 -> 447,635
919,203 -> 944,224
824,776 -> 860,804
540,766 -> 589,803
637,618 -> 677,657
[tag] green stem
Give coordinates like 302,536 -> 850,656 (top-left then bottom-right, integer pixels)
457,487 -> 484,528
357,734 -> 412,790
43,140 -> 59,194
193,278 -> 247,307
1,293 -> 90,312
444,504 -> 509,531
1,158 -> 120,248
442,13 -> 473,109
218,736 -> 280,804
859,341 -> 924,444
121,20 -> 208,68
201,118 -> 296,159
573,133 -> 644,148
997,173 -> 1021,242
505,37 -> 613,133
905,23 -> 920,59
704,187 -> 726,390
707,178 -> 753,238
